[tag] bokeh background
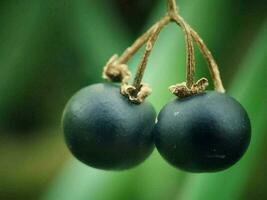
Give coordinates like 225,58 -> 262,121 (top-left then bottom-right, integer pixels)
0,0 -> 267,199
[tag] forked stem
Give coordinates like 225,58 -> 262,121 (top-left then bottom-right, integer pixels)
103,15 -> 170,84
168,0 -> 225,94
118,15 -> 171,65
104,0 -> 225,102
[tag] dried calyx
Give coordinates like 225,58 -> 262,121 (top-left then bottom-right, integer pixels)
169,78 -> 209,98
121,84 -> 152,104
103,0 -> 225,103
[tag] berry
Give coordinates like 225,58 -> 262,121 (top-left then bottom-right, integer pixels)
62,83 -> 156,170
153,91 -> 251,173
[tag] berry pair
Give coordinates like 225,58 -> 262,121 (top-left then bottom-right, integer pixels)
62,0 -> 251,173
62,83 -> 251,172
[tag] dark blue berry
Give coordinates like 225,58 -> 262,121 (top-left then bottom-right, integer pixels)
154,91 -> 251,173
62,83 -> 156,170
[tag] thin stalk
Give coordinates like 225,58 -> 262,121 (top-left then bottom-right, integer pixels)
117,15 -> 171,64
190,28 -> 225,92
133,25 -> 161,90
173,14 -> 196,88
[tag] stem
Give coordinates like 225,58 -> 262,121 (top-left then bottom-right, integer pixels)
167,0 -> 178,14
166,0 -> 224,93
173,15 -> 195,88
117,15 -> 171,64
133,25 -> 161,90
189,28 -> 225,93
171,10 -> 225,92
105,0 -> 225,100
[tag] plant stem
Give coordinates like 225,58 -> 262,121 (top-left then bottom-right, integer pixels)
129,0 -> 196,91
167,0 -> 178,14
167,0 -> 196,89
117,15 -> 171,64
106,0 -> 225,100
167,0 -> 225,92
133,25 -> 161,90
190,28 -> 225,92
173,14 -> 196,89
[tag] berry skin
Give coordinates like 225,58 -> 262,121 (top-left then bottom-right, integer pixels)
153,91 -> 251,173
62,83 -> 156,170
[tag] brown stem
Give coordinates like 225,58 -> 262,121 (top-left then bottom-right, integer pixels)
166,0 -> 224,93
132,25 -> 161,90
103,15 -> 170,84
173,15 -> 196,88
189,28 -> 225,93
167,0 -> 178,14
117,15 -> 171,64
105,0 -> 225,101
120,26 -> 162,104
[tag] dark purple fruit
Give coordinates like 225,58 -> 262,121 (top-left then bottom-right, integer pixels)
62,83 -> 156,170
153,91 -> 251,173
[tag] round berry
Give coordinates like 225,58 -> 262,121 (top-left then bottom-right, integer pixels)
153,91 -> 251,173
62,83 -> 156,170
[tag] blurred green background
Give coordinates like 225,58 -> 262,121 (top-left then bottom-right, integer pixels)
0,0 -> 267,200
